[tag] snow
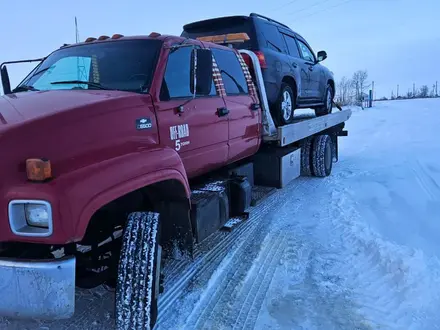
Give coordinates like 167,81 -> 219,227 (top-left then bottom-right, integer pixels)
1,98 -> 440,329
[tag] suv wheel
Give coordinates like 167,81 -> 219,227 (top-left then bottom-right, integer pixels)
274,83 -> 295,126
315,84 -> 333,117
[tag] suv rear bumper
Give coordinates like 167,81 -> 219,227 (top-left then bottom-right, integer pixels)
0,256 -> 75,319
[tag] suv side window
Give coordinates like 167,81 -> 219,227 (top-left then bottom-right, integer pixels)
261,24 -> 285,53
212,48 -> 249,95
282,34 -> 300,58
163,46 -> 193,99
297,39 -> 315,63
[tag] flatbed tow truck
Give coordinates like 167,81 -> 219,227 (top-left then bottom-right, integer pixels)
0,32 -> 350,330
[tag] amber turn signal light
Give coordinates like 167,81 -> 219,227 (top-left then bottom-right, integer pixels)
26,159 -> 52,182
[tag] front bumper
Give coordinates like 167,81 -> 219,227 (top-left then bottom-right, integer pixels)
0,256 -> 75,319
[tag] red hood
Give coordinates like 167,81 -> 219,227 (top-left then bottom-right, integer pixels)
0,90 -> 139,126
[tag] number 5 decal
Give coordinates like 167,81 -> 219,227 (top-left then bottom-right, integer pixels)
175,139 -> 181,151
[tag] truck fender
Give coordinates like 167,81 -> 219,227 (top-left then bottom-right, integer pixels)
65,147 -> 190,242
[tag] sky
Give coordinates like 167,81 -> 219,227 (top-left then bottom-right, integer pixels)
1,0 -> 439,99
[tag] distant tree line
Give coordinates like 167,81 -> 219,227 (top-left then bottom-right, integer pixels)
336,72 -> 439,105
378,83 -> 439,101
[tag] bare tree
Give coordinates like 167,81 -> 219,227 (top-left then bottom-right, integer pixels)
419,85 -> 429,98
352,70 -> 369,102
336,76 -> 353,105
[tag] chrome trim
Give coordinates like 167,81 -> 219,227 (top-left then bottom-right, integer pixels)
0,256 -> 75,319
8,200 -> 53,237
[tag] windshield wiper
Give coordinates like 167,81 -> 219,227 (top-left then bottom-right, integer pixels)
12,85 -> 39,93
50,80 -> 110,90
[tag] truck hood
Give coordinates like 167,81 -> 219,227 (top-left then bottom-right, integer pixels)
0,90 -> 139,126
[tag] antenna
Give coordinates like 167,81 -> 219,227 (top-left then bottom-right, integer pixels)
74,17 -> 88,82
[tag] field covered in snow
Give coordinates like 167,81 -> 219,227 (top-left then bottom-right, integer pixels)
2,98 -> 440,330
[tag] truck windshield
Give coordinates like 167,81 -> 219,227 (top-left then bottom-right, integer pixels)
18,39 -> 162,93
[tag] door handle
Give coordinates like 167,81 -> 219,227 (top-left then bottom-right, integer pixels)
250,103 -> 260,111
217,107 -> 230,117
292,63 -> 298,68
308,66 -> 313,71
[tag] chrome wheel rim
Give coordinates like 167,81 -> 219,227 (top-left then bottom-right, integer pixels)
326,90 -> 332,111
281,91 -> 292,121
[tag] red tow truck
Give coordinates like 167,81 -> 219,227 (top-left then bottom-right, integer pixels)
0,31 -> 351,329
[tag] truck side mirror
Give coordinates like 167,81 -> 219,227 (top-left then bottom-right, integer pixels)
190,49 -> 213,96
1,65 -> 12,95
317,50 -> 327,62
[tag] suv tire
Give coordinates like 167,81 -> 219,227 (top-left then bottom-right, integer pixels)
315,84 -> 333,117
116,212 -> 162,330
273,83 -> 295,126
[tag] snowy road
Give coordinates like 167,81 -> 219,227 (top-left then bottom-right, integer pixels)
2,98 -> 440,330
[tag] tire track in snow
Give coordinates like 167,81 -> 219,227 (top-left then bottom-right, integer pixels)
183,228 -> 285,329
156,178 -> 325,329
412,159 -> 440,201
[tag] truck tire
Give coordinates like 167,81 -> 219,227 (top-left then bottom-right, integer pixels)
273,83 -> 295,126
300,138 -> 313,176
116,212 -> 161,330
315,84 -> 333,117
311,134 -> 333,177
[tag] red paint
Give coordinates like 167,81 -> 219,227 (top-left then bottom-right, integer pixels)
0,35 -> 261,244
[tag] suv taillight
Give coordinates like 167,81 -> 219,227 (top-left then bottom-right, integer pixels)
253,51 -> 267,69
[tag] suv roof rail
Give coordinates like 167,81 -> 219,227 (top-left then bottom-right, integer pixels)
249,13 -> 291,30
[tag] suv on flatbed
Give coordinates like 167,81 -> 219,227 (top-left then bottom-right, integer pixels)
182,13 -> 335,125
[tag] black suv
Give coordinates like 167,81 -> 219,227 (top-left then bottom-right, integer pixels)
182,13 -> 335,126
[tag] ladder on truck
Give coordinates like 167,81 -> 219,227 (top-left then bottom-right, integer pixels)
238,50 -> 352,147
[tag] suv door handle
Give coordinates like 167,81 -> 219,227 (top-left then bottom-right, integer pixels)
308,66 -> 313,71
292,63 -> 298,68
217,107 -> 230,117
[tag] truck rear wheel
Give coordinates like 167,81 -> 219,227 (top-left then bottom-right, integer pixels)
116,212 -> 161,330
311,134 -> 333,177
300,138 -> 313,176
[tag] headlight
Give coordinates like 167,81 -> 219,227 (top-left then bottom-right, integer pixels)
8,200 -> 53,237
25,204 -> 50,228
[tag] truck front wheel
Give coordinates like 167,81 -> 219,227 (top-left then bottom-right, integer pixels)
116,212 -> 161,330
311,134 -> 333,177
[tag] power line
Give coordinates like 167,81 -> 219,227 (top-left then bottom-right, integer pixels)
268,0 -> 300,12
293,0 -> 356,21
287,0 -> 333,16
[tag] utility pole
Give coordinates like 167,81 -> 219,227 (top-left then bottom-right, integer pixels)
413,83 -> 416,98
75,17 -> 79,43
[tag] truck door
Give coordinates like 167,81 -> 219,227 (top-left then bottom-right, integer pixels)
154,45 -> 229,178
211,47 -> 260,163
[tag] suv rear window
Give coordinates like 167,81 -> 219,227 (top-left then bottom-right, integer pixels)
212,48 -> 248,95
258,23 -> 285,53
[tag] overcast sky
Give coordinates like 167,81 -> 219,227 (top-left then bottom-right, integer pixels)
1,0 -> 439,98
